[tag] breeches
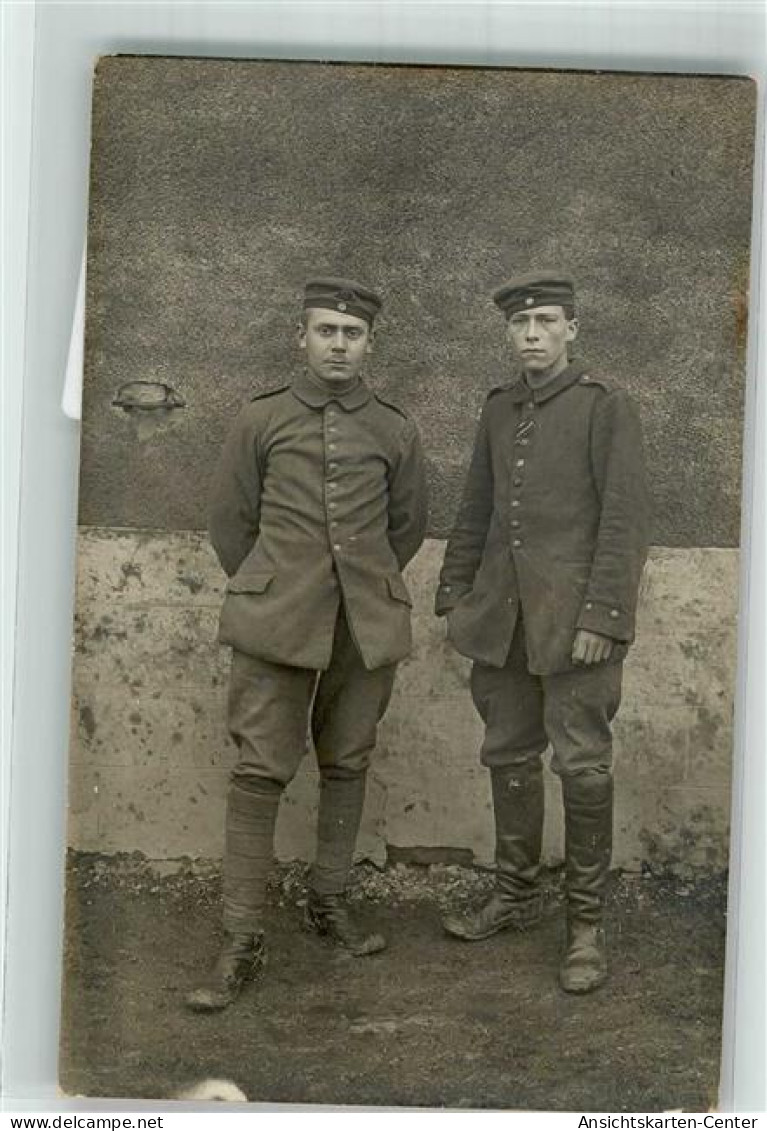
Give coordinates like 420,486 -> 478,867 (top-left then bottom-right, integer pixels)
227,609 -> 397,788
470,618 -> 623,777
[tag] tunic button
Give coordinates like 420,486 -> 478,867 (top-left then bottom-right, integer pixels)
511,519 -> 520,529
512,539 -> 522,548
527,401 -> 534,410
444,586 -> 451,592
516,459 -> 525,467
610,608 -> 620,619
518,439 -> 529,447
585,602 -> 593,610
328,444 -> 337,451
329,502 -> 337,509
328,462 -> 337,470
333,543 -> 341,551
511,499 -> 520,508
513,477 -> 522,487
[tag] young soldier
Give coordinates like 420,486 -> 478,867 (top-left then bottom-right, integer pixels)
187,278 -> 428,1012
435,271 -> 651,993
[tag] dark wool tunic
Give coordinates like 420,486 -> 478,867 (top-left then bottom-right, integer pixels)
210,370 -> 428,671
435,362 -> 652,674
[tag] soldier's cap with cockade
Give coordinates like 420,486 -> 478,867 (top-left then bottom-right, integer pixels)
493,271 -> 576,319
303,277 -> 382,326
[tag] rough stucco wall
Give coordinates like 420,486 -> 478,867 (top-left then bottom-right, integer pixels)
68,531 -> 736,874
69,59 -> 752,872
79,58 -> 755,545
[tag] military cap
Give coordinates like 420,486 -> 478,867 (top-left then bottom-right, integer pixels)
303,277 -> 382,325
493,271 -> 576,319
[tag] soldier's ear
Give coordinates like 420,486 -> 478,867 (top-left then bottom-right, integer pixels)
297,321 -> 307,349
565,317 -> 579,343
365,326 -> 376,354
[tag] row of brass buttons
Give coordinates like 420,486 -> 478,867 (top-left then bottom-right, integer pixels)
325,406 -> 343,551
511,402 -> 535,549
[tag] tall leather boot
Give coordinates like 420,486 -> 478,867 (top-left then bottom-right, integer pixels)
185,779 -> 281,1012
304,767 -> 386,956
443,762 -> 544,940
559,770 -> 613,994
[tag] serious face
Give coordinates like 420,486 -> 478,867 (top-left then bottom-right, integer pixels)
506,305 -> 578,379
299,308 -> 374,384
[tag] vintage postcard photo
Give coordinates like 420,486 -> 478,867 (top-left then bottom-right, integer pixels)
60,57 -> 756,1110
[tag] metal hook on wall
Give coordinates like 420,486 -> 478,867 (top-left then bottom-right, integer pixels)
112,380 -> 186,412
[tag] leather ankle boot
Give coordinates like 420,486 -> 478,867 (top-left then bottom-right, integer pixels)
443,763 -> 544,941
442,889 -> 543,940
185,931 -> 266,1012
559,771 -> 613,993
304,891 -> 387,956
185,780 -> 279,1013
559,920 -> 607,993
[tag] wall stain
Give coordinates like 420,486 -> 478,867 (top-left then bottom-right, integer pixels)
178,573 -> 205,595
79,705 -> 97,741
639,804 -> 724,877
115,561 -> 143,592
90,621 -> 129,644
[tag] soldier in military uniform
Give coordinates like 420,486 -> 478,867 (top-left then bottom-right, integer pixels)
187,278 -> 428,1012
436,272 -> 651,993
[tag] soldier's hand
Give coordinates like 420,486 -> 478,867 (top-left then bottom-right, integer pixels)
572,629 -> 614,665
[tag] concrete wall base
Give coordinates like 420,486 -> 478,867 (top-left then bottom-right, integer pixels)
68,531 -> 737,875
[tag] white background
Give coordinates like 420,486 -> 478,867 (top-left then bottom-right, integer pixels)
2,0 -> 765,1115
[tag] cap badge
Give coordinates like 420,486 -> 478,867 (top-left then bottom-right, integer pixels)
525,296 -> 534,306
337,301 -> 347,311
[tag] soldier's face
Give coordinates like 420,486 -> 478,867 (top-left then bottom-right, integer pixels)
506,305 -> 578,378
299,309 -> 374,384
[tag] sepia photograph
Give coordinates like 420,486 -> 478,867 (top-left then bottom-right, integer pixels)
60,56 -> 757,1110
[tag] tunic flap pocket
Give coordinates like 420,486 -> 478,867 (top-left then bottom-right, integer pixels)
386,574 -> 413,606
226,572 -> 275,595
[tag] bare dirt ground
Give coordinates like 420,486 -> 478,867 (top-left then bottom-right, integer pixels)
60,854 -> 727,1112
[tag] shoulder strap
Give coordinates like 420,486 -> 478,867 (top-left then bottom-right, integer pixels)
487,382 -> 514,401
373,391 -> 410,420
250,384 -> 289,402
577,373 -> 613,392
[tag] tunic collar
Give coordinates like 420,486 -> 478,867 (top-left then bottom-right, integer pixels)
291,368 -> 372,412
505,360 -> 589,404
